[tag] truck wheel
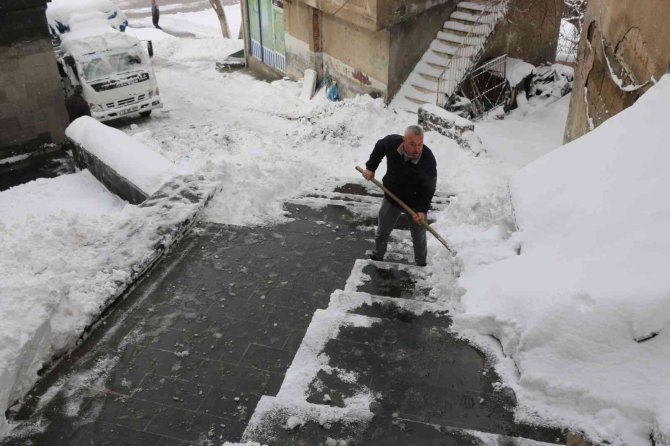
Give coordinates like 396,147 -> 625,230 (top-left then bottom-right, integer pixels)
140,110 -> 152,117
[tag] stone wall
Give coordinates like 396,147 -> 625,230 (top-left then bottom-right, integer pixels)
0,0 -> 69,161
564,0 -> 670,142
483,0 -> 563,66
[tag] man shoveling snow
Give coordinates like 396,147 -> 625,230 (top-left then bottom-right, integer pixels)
360,125 -> 437,266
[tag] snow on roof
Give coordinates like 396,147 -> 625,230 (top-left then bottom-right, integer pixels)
47,0 -> 121,24
60,15 -> 139,57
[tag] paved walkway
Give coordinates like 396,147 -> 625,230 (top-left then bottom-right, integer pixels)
2,181 -> 566,445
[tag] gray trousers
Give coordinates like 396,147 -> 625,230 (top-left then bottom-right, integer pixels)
372,198 -> 427,264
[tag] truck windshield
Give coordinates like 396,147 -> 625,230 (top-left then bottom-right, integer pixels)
81,45 -> 146,81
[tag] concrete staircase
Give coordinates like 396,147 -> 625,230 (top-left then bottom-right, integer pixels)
238,181 -> 567,445
391,0 -> 507,113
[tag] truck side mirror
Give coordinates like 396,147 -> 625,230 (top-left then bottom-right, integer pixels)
142,40 -> 154,58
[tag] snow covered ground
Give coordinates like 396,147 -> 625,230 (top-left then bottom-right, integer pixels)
0,171 -> 128,434
2,4 -> 666,445
448,77 -> 670,445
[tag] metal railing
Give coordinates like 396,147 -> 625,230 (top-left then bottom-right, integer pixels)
464,54 -> 508,119
436,0 -> 509,107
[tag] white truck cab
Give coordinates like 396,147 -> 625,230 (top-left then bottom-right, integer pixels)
56,14 -> 162,121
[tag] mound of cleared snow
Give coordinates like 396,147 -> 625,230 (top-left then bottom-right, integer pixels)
454,76 -> 670,444
0,171 -> 126,435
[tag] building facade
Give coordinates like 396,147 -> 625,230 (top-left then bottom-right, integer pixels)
240,0 -> 564,104
242,0 -> 463,100
0,0 -> 69,162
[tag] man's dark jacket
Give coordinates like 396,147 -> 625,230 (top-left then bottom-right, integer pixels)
65,93 -> 91,122
365,134 -> 437,214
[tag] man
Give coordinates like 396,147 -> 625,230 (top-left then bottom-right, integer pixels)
65,85 -> 91,123
361,125 -> 437,266
151,0 -> 161,29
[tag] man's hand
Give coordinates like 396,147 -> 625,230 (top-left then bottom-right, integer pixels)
413,212 -> 426,225
362,169 -> 375,181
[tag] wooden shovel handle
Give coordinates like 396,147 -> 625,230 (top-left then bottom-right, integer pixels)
356,166 -> 454,255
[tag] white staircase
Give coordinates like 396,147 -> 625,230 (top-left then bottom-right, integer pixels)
391,0 -> 507,113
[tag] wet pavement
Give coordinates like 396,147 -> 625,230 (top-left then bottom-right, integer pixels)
2,182 -> 566,445
3,200 -> 371,445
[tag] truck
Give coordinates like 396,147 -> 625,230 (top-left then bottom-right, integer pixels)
47,5 -> 162,121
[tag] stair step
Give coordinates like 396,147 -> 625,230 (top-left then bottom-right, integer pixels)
429,40 -> 461,56
426,61 -> 448,71
421,50 -> 452,66
451,10 -> 497,24
408,72 -> 439,91
403,95 -> 430,106
437,30 -> 486,46
405,89 -> 436,104
417,71 -> 440,82
457,1 -> 491,12
443,20 -> 491,35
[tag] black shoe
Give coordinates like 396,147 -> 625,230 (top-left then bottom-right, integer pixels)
369,254 -> 383,262
415,261 -> 427,267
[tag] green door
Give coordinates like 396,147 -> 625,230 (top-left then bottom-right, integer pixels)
272,4 -> 285,56
246,0 -> 285,71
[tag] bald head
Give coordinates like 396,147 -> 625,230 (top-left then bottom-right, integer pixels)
406,125 -> 424,137
403,126 -> 424,160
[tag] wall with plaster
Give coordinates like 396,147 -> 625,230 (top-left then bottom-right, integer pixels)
564,0 -> 670,142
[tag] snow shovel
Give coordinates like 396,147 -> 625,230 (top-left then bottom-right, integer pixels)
355,166 -> 454,255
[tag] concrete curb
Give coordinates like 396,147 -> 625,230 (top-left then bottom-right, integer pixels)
70,139 -> 149,204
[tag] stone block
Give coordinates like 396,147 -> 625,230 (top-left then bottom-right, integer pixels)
417,104 -> 485,155
71,141 -> 150,205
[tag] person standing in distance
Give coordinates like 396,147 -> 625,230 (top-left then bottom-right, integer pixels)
151,0 -> 161,29
361,125 -> 437,266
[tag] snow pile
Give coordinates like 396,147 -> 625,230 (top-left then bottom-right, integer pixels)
453,76 -> 670,444
125,10 -> 243,65
505,57 -> 535,87
60,20 -> 137,57
127,6 -> 242,44
0,171 -> 126,436
476,92 -> 570,166
66,116 -> 181,196
46,0 -> 127,34
0,171 -> 214,436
